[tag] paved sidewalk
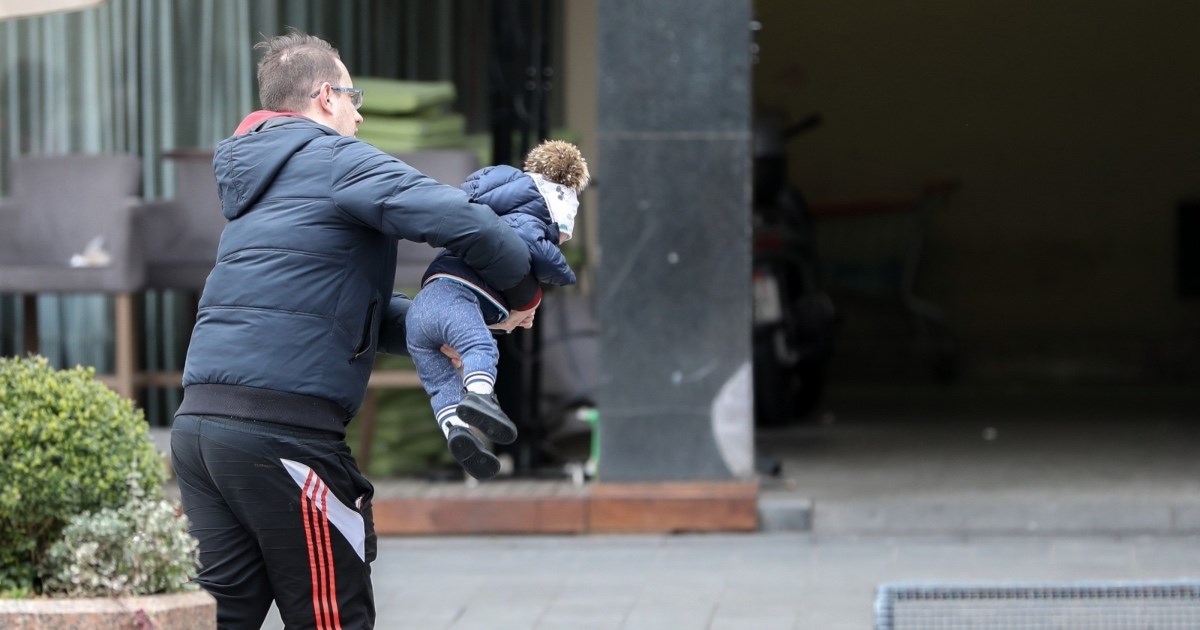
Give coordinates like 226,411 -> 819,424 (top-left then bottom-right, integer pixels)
247,385 -> 1200,628
262,532 -> 1200,629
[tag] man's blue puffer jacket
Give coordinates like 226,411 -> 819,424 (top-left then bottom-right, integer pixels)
179,114 -> 534,434
421,165 -> 576,325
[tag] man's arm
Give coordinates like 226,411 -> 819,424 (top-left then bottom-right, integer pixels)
376,293 -> 411,355
528,236 -> 577,286
330,141 -> 532,293
506,216 -> 575,288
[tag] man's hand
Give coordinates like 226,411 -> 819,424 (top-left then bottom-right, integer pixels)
440,344 -> 462,369
515,306 -> 536,329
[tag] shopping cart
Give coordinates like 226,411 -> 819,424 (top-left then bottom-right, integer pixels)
807,179 -> 961,380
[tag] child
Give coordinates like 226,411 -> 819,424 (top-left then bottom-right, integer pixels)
405,140 -> 590,480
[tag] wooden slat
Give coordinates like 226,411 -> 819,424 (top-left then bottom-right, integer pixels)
22,294 -> 38,354
588,482 -> 759,534
367,369 -> 422,388
139,370 -> 185,388
370,482 -> 759,535
373,497 -> 587,536
112,292 -> 137,400
590,481 -> 758,499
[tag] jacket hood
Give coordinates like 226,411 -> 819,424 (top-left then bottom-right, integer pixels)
460,165 -> 554,226
214,112 -> 332,220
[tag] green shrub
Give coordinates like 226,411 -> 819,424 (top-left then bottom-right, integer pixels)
0,356 -> 167,594
41,475 -> 198,597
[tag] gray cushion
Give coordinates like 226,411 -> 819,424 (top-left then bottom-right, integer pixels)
0,154 -> 145,293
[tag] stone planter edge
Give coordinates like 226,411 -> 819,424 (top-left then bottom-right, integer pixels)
0,589 -> 215,630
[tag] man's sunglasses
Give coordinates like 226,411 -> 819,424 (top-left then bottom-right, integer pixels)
310,85 -> 363,110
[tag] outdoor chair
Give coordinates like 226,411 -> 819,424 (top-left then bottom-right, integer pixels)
0,153 -> 146,399
143,149 -> 222,293
139,149 -> 222,391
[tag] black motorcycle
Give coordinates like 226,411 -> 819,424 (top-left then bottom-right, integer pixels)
751,111 -> 836,426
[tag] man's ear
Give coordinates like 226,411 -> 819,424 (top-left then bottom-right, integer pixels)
314,83 -> 332,112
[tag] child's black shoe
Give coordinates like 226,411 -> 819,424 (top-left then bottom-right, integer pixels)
446,426 -> 500,480
457,391 -> 518,445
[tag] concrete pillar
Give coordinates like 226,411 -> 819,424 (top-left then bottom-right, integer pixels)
595,0 -> 755,481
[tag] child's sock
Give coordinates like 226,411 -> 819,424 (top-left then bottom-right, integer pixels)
436,408 -> 471,438
464,371 -> 495,395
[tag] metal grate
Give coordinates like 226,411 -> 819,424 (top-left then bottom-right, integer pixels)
875,581 -> 1200,630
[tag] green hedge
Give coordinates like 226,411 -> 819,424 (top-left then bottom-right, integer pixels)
0,356 -> 166,594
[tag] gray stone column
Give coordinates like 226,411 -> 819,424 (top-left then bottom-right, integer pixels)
595,1 -> 754,481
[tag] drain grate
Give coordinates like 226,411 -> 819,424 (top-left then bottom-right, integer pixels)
875,581 -> 1200,630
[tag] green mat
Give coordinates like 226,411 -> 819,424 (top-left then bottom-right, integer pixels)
357,113 -> 466,141
359,128 -> 584,170
356,132 -> 468,153
458,129 -> 583,169
354,77 -> 456,115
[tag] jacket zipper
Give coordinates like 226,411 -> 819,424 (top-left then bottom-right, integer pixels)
350,299 -> 378,362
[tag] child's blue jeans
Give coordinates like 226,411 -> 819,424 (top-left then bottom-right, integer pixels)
405,278 -> 500,423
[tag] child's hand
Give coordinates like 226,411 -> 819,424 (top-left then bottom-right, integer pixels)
487,306 -> 538,333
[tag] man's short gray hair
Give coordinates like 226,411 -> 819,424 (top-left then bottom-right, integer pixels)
254,28 -> 344,113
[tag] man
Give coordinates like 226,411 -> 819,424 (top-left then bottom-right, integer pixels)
169,29 -> 538,629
